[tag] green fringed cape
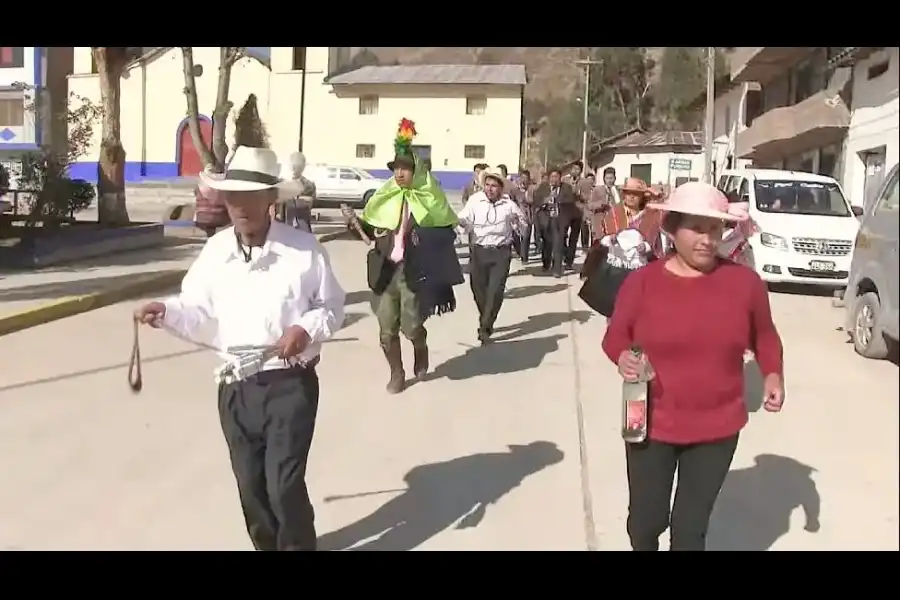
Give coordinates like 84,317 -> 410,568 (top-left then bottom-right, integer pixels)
361,156 -> 458,229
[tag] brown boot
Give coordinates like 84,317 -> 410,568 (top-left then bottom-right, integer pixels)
381,338 -> 406,394
412,332 -> 429,377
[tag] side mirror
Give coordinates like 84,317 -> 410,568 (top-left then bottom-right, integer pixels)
851,205 -> 864,217
741,193 -> 750,204
355,174 -> 362,180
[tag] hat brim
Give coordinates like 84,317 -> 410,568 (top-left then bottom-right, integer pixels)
621,186 -> 651,196
483,173 -> 505,186
387,157 -> 416,171
199,171 -> 279,192
645,201 -> 742,222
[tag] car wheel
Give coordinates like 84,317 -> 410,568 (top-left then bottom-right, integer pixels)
363,190 -> 375,207
852,291 -> 890,359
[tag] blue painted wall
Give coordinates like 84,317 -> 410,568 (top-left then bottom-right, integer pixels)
68,163 -> 476,192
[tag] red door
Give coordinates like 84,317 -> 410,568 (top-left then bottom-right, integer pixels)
178,119 -> 212,176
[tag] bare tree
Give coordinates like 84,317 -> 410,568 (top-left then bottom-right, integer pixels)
179,47 -> 245,173
180,48 -> 217,171
91,47 -> 134,225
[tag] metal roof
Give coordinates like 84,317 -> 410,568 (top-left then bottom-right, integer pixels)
609,130 -> 705,149
328,64 -> 527,86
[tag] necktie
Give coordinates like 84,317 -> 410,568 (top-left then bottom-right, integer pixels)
389,199 -> 410,263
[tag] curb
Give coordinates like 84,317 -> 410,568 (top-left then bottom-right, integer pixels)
0,229 -> 350,337
0,270 -> 188,337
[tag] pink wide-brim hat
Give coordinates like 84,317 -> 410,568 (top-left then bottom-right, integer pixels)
646,181 -> 746,222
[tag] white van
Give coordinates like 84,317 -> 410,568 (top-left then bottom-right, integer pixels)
305,164 -> 389,207
717,169 -> 863,288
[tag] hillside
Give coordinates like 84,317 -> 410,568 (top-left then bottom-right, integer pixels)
367,47 -> 666,107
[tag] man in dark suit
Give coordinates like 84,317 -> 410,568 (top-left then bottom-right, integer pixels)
531,167 -> 580,278
461,163 -> 489,203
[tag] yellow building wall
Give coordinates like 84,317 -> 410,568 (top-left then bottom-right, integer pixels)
67,46 -> 524,188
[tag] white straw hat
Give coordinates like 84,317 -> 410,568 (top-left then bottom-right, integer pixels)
199,146 -> 282,192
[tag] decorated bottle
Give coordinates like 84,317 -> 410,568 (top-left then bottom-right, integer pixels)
621,346 -> 651,444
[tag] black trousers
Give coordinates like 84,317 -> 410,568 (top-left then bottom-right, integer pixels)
537,206 -> 581,274
218,366 -> 320,551
625,434 -> 738,551
469,244 -> 512,335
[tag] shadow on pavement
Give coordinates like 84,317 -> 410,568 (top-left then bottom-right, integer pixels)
492,310 -> 592,343
0,348 -> 205,392
504,283 -> 568,300
707,454 -> 821,551
318,441 -> 565,551
0,269 -> 187,304
768,282 -> 839,299
429,334 -> 566,380
341,311 -> 368,328
343,289 -> 374,308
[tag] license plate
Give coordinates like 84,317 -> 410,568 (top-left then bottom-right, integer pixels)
809,260 -> 836,272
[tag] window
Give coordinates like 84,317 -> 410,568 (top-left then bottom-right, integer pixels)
411,145 -> 431,159
0,47 -> 24,68
630,163 -> 652,184
877,172 -> 899,212
744,89 -> 763,126
716,175 -> 729,191
339,168 -> 360,180
0,98 -> 24,127
754,180 -> 851,217
355,144 -> 375,159
675,176 -> 700,188
292,47 -> 307,71
868,60 -> 890,80
464,145 -> 485,160
737,178 -> 749,198
818,145 -> 840,179
466,95 -> 487,116
358,95 -> 378,116
723,105 -> 732,137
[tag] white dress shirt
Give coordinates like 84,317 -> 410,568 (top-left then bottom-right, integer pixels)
458,192 -> 527,247
162,221 -> 346,371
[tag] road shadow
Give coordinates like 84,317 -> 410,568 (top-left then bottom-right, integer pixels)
707,454 -> 821,551
743,358 -> 765,413
318,441 -> 565,551
768,283 -> 840,299
344,289 -> 373,308
342,311 -> 368,328
492,310 -> 592,342
505,283 -> 568,300
428,334 -> 566,381
0,269 -> 187,304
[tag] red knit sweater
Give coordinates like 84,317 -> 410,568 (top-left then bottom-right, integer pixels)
602,259 -> 784,444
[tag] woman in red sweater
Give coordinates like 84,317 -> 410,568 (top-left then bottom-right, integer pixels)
601,182 -> 786,551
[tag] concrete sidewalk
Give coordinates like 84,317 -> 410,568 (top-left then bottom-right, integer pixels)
0,238 -> 896,550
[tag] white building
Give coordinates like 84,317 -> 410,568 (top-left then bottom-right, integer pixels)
838,47 -> 899,208
590,128 -> 705,188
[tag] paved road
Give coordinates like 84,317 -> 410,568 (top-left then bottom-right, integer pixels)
0,239 -> 896,550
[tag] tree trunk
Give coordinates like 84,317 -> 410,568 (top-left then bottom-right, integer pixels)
180,47 -> 216,171
93,47 -> 130,226
211,47 -> 241,170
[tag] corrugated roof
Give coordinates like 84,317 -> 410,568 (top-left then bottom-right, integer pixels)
610,130 -> 705,149
328,64 -> 527,86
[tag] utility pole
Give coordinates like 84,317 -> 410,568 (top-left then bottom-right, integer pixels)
576,59 -> 602,171
703,47 -> 716,184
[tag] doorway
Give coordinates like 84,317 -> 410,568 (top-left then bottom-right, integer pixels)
178,117 -> 212,176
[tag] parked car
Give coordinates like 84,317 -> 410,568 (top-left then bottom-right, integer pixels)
843,163 -> 900,360
306,164 -> 388,207
716,169 -> 863,289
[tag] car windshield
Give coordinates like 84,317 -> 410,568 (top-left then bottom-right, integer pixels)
754,180 -> 851,217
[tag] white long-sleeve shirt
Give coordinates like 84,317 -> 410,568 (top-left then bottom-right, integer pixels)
457,192 -> 527,247
162,221 -> 346,371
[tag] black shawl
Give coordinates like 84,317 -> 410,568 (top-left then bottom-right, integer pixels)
404,225 -> 464,319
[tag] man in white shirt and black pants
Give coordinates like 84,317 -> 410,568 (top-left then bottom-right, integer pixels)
457,167 -> 527,345
134,146 -> 346,551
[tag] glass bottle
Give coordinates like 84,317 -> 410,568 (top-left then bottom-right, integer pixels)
621,346 -> 651,444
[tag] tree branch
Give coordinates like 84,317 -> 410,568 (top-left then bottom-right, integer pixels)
180,47 -> 216,170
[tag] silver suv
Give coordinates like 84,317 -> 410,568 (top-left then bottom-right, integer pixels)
844,163 -> 900,359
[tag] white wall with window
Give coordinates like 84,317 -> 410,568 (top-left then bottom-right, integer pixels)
842,47 -> 900,207
0,46 -> 39,150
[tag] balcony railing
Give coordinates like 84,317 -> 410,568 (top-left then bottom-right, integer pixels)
730,47 -> 818,85
735,92 -> 849,162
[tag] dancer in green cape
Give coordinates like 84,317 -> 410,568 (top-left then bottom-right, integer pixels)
343,118 -> 464,394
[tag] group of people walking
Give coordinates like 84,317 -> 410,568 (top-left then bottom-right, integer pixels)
134,117 -> 786,552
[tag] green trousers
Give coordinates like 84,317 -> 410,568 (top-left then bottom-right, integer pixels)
373,265 -> 425,346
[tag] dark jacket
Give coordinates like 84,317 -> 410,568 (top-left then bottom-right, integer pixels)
532,181 -> 578,207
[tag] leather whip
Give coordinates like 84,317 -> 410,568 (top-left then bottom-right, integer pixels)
128,317 -> 143,393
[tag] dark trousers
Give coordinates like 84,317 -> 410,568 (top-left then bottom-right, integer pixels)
519,222 -> 534,262
218,366 -> 320,551
469,244 -> 512,335
579,219 -> 591,250
625,434 -> 738,551
557,208 -> 583,269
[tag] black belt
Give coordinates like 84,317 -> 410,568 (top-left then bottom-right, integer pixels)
474,243 -> 513,250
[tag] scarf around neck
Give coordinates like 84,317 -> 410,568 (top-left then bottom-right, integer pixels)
362,156 -> 458,230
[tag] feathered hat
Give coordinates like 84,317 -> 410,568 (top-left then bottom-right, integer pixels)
387,118 -> 418,171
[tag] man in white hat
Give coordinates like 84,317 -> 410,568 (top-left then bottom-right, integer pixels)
457,167 -> 527,344
133,146 -> 346,551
